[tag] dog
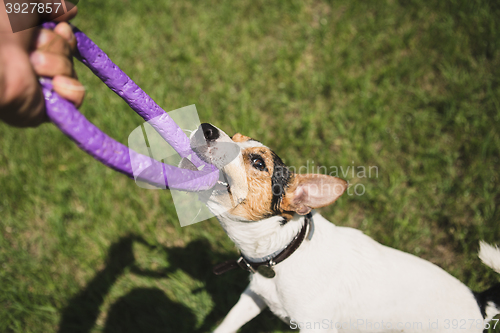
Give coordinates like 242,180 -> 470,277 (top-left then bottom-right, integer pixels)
183,123 -> 500,333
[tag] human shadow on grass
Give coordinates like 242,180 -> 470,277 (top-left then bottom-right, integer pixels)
58,234 -> 291,333
137,239 -> 293,333
102,287 -> 196,333
57,235 -> 159,333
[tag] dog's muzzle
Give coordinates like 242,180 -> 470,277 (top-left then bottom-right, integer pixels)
190,123 -> 249,205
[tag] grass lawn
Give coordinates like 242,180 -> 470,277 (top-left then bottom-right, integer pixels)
1,0 -> 500,332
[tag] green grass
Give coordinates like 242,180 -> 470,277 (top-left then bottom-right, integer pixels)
1,0 -> 500,332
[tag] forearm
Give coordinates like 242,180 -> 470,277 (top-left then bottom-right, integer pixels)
0,43 -> 46,127
0,1 -> 78,127
0,12 -> 45,127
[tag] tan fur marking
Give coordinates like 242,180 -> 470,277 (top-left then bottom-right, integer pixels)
229,147 -> 277,221
231,133 -> 252,142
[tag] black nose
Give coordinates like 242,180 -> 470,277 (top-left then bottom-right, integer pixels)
201,123 -> 219,141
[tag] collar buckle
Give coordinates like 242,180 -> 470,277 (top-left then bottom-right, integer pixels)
237,256 -> 256,273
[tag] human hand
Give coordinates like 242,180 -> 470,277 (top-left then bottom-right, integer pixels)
0,5 -> 84,127
32,22 -> 85,107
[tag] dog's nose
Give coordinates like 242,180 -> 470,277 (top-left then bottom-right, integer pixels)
201,123 -> 219,141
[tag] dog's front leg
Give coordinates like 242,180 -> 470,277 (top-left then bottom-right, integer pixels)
213,286 -> 267,333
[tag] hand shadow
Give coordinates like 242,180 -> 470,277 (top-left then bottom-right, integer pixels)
136,239 -> 293,333
58,235 -> 143,333
103,287 -> 196,333
57,234 -> 291,333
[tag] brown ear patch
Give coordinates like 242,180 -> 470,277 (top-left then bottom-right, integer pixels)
281,174 -> 347,215
231,133 -> 252,142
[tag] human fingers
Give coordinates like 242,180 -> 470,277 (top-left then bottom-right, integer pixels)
52,75 -> 85,108
30,50 -> 74,78
34,28 -> 72,57
53,22 -> 76,51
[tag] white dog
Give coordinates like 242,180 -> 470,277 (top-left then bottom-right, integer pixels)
184,123 -> 500,333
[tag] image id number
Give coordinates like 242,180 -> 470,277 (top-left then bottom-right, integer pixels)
5,2 -> 62,14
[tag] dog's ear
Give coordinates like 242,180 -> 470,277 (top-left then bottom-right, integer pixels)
281,174 -> 347,215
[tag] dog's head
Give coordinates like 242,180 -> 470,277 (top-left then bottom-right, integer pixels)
187,123 -> 347,222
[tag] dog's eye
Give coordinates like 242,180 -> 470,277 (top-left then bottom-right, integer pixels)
250,156 -> 266,171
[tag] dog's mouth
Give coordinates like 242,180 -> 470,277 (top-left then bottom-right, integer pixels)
189,126 -> 247,204
214,170 -> 231,194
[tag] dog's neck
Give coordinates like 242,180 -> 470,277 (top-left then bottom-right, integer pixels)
215,213 -> 307,262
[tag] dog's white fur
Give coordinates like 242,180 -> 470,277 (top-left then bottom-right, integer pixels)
190,124 -> 500,333
479,242 -> 500,275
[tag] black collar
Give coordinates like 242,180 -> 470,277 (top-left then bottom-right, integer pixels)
212,213 -> 314,278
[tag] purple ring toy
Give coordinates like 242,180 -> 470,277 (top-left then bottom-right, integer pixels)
40,22 -> 218,191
